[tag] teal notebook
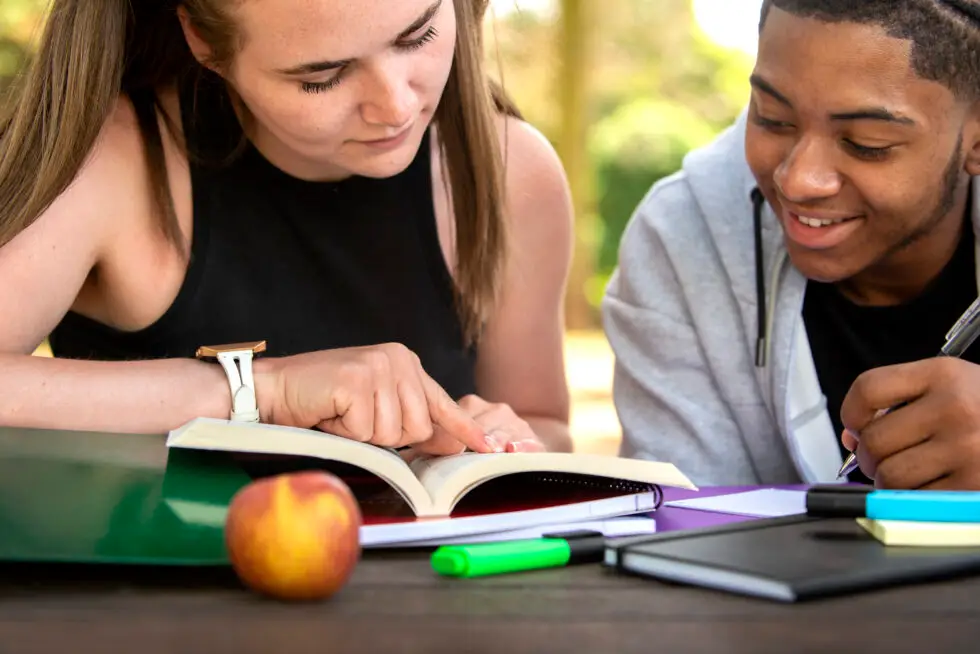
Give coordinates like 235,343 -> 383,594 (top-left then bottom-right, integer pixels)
0,425 -> 251,565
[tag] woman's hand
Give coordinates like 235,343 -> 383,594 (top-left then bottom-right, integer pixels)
253,343 -> 498,456
458,394 -> 547,453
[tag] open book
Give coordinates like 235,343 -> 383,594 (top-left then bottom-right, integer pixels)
166,418 -> 697,520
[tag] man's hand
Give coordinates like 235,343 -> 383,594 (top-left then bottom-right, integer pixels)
840,357 -> 980,489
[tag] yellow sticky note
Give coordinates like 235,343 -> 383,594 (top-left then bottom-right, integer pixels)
858,517 -> 980,547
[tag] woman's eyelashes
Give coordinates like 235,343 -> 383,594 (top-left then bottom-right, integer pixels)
397,25 -> 439,52
301,26 -> 440,94
302,76 -> 343,94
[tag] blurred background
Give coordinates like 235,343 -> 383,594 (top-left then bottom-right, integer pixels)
2,0 -> 764,454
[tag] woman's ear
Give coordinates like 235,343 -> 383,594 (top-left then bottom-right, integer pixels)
176,5 -> 215,70
965,101 -> 980,177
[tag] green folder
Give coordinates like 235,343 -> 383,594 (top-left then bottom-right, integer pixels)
0,425 -> 255,565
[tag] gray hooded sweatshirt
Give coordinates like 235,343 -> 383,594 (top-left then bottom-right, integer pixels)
601,109 -> 980,486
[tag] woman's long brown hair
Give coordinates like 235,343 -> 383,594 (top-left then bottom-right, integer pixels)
0,0 -> 519,345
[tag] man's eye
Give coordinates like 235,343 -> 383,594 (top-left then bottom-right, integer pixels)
845,140 -> 894,161
752,115 -> 793,130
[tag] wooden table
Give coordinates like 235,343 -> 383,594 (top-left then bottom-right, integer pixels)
1,550 -> 978,654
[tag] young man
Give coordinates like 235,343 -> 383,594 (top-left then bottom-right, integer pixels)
602,0 -> 980,488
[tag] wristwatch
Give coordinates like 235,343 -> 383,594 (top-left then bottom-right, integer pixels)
196,340 -> 267,422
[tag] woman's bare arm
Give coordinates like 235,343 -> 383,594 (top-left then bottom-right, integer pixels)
0,98 -> 237,434
473,117 -> 575,452
0,353 -> 235,433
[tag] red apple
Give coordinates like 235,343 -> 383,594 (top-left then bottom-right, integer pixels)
224,470 -> 362,601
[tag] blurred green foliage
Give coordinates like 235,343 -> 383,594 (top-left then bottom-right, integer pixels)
486,0 -> 756,307
0,36 -> 27,95
0,0 -> 45,101
591,99 -> 716,274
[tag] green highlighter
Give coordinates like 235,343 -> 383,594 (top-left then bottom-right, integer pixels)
430,530 -> 606,578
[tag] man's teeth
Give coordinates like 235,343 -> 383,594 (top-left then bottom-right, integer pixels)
795,214 -> 850,227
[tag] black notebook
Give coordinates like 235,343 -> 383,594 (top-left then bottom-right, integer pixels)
605,514 -> 980,602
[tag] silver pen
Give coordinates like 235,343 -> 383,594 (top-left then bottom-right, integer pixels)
836,295 -> 980,479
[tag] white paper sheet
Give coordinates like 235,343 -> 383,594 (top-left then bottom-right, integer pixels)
366,517 -> 657,548
664,489 -> 807,518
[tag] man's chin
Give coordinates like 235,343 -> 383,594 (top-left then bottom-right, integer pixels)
784,247 -> 859,285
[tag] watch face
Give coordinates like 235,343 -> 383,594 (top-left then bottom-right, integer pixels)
195,340 -> 267,358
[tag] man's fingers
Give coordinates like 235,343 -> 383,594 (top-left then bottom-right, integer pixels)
857,395 -> 939,464
916,475 -> 959,490
841,360 -> 935,434
918,469 -> 980,491
872,439 -> 951,489
849,397 -> 939,483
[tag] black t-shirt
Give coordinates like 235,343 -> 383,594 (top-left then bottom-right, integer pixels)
802,219 -> 979,483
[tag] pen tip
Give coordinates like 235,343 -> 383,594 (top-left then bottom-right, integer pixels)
836,453 -> 858,479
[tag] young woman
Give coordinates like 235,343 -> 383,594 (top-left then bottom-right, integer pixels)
0,0 -> 574,456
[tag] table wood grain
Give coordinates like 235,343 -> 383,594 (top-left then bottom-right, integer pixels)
1,551 -> 978,654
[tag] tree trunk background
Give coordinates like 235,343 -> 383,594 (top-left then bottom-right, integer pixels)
557,0 -> 598,330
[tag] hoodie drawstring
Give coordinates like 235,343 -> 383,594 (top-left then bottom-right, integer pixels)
752,187 -> 767,367
751,187 -> 789,370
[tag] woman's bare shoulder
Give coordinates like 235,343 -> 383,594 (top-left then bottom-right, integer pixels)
494,114 -> 574,241
0,94 -> 146,351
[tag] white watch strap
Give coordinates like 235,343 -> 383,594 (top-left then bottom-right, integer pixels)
215,350 -> 260,422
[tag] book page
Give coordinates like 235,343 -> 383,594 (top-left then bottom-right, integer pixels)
167,418 -> 438,515
408,451 -> 495,503
411,451 -> 697,515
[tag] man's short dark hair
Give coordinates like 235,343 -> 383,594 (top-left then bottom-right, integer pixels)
759,0 -> 980,102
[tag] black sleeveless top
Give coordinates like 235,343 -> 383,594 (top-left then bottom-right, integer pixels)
49,74 -> 478,400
